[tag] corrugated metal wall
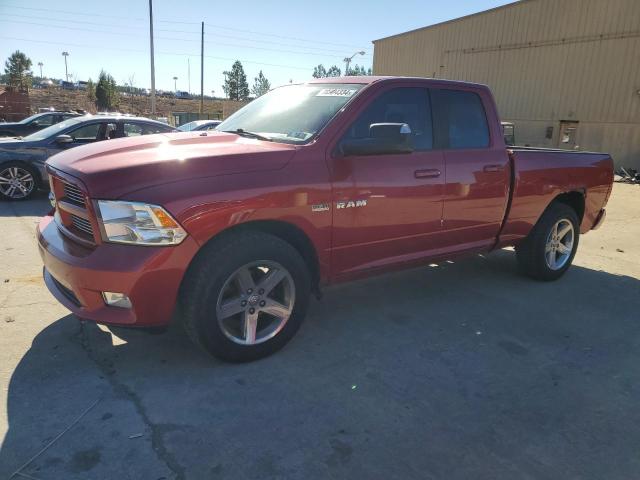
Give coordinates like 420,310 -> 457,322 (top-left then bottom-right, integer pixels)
372,0 -> 640,168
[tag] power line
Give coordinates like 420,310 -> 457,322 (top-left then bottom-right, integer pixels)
0,13 -> 370,56
0,36 -> 315,71
0,3 -> 370,50
0,19 -> 369,60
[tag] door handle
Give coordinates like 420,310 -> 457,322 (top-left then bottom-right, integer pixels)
483,164 -> 504,173
415,169 -> 441,179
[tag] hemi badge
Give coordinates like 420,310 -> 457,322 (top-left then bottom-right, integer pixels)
311,203 -> 330,212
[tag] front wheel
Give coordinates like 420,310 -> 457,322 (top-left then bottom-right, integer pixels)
0,163 -> 39,200
180,231 -> 311,362
516,203 -> 580,281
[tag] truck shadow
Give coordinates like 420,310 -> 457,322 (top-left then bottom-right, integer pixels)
2,251 -> 640,479
0,192 -> 50,218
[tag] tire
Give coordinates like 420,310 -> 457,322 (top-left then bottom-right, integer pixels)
516,202 -> 580,281
0,162 -> 40,201
179,231 -> 311,362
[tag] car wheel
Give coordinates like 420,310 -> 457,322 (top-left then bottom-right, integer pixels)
516,202 -> 580,281
180,231 -> 311,362
0,162 -> 39,201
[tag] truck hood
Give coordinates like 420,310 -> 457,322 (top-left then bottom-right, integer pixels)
47,131 -> 298,198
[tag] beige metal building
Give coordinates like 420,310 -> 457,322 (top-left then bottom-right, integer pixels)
372,0 -> 640,169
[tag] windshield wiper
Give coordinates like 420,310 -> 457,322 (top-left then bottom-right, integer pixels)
222,128 -> 272,142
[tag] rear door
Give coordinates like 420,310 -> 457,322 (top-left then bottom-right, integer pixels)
330,86 -> 445,277
432,88 -> 510,250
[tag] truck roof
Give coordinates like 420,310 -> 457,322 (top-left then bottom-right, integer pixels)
306,75 -> 489,90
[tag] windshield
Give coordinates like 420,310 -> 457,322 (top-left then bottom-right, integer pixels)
23,117 -> 84,141
218,83 -> 363,144
178,121 -> 201,132
18,113 -> 48,125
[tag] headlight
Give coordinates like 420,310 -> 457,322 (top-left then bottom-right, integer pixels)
97,200 -> 187,245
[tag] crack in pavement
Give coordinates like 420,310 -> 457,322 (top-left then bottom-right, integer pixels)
73,321 -> 186,480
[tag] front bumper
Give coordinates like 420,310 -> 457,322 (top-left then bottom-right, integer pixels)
37,214 -> 199,326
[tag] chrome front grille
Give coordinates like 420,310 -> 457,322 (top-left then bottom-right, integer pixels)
70,214 -> 94,236
63,182 -> 85,206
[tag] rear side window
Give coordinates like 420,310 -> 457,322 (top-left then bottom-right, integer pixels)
142,124 -> 170,134
343,87 -> 433,151
431,89 -> 490,149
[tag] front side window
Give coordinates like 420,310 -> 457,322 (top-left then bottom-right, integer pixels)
342,87 -> 433,151
431,89 -> 490,149
218,83 -> 364,144
68,123 -> 102,141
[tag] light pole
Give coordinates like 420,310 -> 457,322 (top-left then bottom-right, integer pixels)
37,62 -> 43,79
343,51 -> 365,76
173,76 -> 178,91
61,52 -> 69,81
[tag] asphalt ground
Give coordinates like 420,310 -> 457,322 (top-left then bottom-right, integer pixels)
1,183 -> 639,479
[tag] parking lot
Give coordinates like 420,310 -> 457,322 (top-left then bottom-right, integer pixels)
0,183 -> 638,479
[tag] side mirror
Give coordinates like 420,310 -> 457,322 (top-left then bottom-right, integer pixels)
55,135 -> 73,144
341,123 -> 413,156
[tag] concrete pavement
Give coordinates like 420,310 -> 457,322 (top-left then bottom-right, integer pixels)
1,184 -> 639,479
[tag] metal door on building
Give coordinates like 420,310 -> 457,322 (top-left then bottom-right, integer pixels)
558,121 -> 579,149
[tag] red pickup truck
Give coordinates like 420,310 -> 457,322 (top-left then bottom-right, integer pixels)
38,77 -> 613,361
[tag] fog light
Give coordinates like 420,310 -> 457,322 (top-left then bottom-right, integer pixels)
102,292 -> 132,309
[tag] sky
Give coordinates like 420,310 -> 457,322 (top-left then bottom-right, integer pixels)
0,0 -> 514,98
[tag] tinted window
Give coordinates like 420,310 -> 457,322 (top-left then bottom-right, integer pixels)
142,123 -> 170,134
343,88 -> 432,151
69,123 -> 101,141
431,89 -> 489,149
124,123 -> 144,137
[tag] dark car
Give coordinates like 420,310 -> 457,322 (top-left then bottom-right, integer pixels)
0,115 -> 177,200
177,120 -> 221,132
0,112 -> 81,138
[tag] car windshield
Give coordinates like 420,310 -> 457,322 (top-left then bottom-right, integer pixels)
18,113 -> 48,125
178,121 -> 201,132
23,117 -> 84,141
218,83 -> 364,144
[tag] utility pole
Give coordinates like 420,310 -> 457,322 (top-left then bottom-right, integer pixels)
173,76 -> 178,91
200,21 -> 204,114
37,62 -> 43,79
149,0 -> 156,116
343,50 -> 365,76
188,58 -> 191,93
61,52 -> 69,81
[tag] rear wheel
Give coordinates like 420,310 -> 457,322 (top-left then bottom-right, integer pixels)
180,231 -> 311,362
516,202 -> 580,281
0,162 -> 39,201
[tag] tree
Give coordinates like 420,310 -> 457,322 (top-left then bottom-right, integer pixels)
312,64 -> 341,78
346,64 -> 372,76
312,64 -> 327,78
223,61 -> 249,101
251,70 -> 271,97
326,65 -> 341,77
86,78 -> 96,103
95,70 -> 119,111
4,50 -> 32,91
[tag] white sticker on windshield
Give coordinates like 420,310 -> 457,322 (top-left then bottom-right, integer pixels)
316,88 -> 357,97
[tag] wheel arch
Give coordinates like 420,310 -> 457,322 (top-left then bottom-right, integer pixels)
551,190 -> 585,222
183,219 -> 321,295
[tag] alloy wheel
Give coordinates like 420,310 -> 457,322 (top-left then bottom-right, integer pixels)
216,260 -> 295,345
0,166 -> 35,199
545,219 -> 575,270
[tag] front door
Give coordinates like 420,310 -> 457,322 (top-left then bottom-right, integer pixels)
330,87 -> 445,278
